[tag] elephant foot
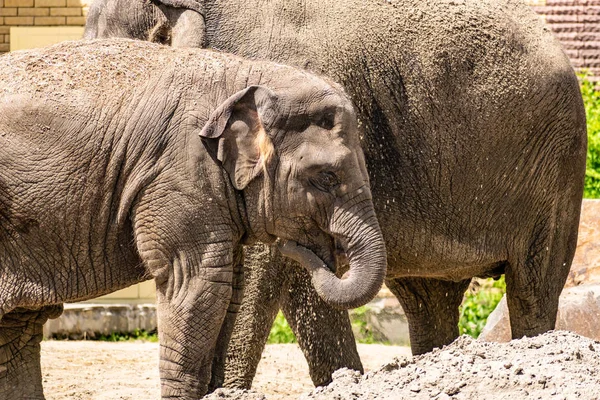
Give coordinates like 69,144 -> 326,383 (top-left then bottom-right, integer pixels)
0,306 -> 61,399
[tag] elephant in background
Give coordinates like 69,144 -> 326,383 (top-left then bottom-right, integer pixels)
84,0 -> 588,390
0,39 -> 386,399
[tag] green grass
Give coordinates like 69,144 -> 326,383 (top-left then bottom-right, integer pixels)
49,328 -> 159,342
580,73 -> 600,198
267,311 -> 297,344
350,305 -> 389,344
94,329 -> 159,342
458,277 -> 506,338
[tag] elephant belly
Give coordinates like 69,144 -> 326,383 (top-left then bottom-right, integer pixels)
378,203 -> 513,282
0,231 -> 147,312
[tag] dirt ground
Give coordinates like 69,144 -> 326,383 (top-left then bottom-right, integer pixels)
40,341 -> 410,399
41,331 -> 600,399
304,331 -> 600,400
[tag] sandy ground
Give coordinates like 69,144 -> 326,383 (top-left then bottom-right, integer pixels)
40,341 -> 411,399
42,331 -> 600,399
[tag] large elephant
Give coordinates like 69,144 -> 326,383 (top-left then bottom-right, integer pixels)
84,0 -> 588,389
0,39 -> 386,399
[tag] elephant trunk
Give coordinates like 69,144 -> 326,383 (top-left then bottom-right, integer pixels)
279,189 -> 387,309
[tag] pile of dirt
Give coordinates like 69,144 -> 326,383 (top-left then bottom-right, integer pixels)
302,331 -> 600,399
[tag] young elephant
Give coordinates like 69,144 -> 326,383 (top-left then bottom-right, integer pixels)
0,39 -> 386,399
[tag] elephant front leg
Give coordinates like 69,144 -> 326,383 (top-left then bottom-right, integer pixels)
387,277 -> 471,355
209,245 -> 244,393
154,256 -> 232,399
0,305 -> 63,400
223,243 -> 287,389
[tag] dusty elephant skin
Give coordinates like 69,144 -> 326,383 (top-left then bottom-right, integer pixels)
84,0 -> 588,390
0,39 -> 387,399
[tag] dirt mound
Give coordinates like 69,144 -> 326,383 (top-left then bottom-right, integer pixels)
302,331 -> 600,399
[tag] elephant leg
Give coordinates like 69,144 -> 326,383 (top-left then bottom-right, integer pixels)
0,305 -> 63,400
505,217 -> 577,339
154,254 -> 232,399
223,243 -> 286,389
387,276 -> 471,355
209,245 -> 244,393
281,264 -> 362,387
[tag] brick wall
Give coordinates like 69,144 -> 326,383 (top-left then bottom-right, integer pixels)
530,0 -> 600,77
0,0 -> 90,52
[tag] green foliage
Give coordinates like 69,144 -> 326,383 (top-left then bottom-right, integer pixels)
61,328 -> 160,342
95,329 -> 159,342
458,277 -> 506,338
265,307 -> 387,345
350,306 -> 378,344
580,73 -> 600,198
267,311 -> 297,344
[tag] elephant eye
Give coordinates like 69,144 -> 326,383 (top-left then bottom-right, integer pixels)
310,171 -> 340,192
314,113 -> 336,130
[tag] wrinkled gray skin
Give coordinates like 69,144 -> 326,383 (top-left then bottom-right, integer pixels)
0,39 -> 386,399
84,0 -> 587,389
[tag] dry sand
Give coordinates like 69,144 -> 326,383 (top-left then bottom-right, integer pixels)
41,331 -> 600,399
40,341 -> 410,399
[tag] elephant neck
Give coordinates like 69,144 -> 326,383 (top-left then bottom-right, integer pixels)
236,167 -> 277,246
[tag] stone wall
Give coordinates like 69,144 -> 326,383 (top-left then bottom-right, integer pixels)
0,0 -> 90,52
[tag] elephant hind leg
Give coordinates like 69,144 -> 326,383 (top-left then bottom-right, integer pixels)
223,243 -> 362,389
505,213 -> 578,339
0,305 -> 63,400
387,276 -> 471,355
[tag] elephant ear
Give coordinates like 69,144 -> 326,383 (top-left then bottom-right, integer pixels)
200,85 -> 277,190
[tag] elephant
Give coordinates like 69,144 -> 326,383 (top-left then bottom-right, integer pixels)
0,38 -> 387,399
83,0 -> 588,390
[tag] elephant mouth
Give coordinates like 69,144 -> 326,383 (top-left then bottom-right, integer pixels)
274,217 -> 348,275
305,236 -> 351,276
279,235 -> 339,274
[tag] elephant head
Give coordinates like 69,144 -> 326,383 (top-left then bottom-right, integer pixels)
199,78 -> 386,309
83,0 -> 205,47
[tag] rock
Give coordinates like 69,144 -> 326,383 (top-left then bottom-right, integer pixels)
565,200 -> 600,287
